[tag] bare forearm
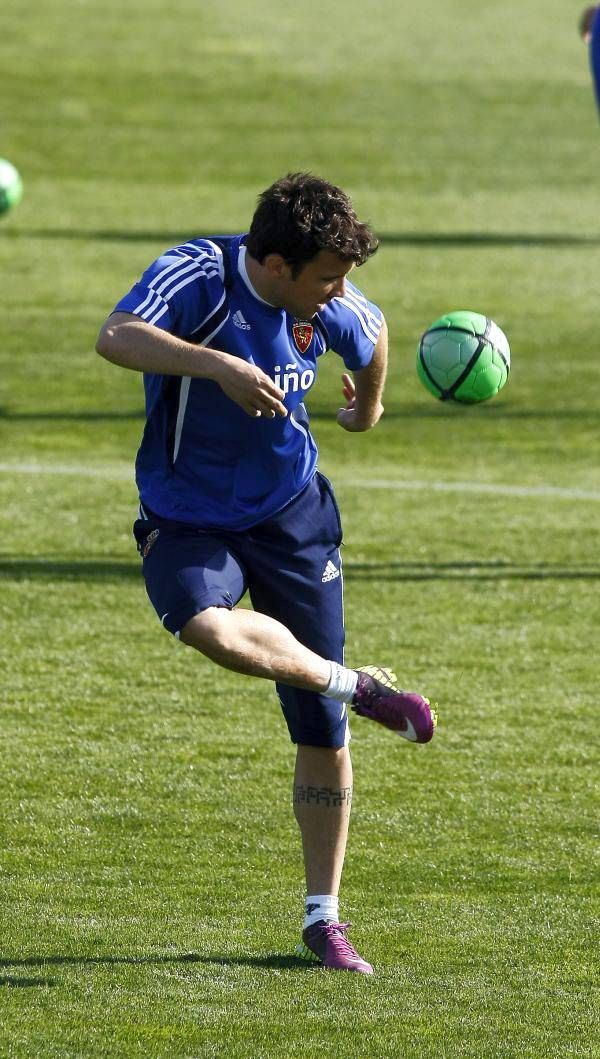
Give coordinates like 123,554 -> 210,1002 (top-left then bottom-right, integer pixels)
95,312 -> 227,379
95,311 -> 287,418
353,319 -> 387,422
336,318 -> 387,432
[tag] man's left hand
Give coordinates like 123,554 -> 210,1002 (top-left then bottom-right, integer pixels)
336,373 -> 383,432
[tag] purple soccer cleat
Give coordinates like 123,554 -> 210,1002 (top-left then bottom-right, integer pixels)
296,920 -> 374,974
351,666 -> 437,743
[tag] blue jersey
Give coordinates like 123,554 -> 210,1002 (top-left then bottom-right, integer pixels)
591,6 -> 600,113
113,234 -> 383,529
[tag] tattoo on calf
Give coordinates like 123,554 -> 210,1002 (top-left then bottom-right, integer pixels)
293,784 -> 353,808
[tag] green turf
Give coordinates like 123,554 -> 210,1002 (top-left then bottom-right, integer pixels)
1,0 -> 599,1055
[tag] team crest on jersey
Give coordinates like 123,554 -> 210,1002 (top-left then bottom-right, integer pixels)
292,322 -> 313,354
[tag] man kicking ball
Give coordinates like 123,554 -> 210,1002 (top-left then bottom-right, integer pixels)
96,172 -> 437,974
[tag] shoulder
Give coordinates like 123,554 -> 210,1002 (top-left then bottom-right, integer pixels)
319,278 -> 383,345
137,237 -> 242,314
117,237 -> 244,333
148,237 -> 231,286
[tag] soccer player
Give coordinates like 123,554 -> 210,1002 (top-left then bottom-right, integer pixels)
580,5 -> 600,110
96,173 -> 437,975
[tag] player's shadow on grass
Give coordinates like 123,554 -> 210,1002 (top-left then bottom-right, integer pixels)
6,228 -> 600,248
0,953 -> 309,973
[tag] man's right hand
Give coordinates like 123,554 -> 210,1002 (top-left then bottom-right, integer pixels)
96,314 -> 287,419
211,355 -> 287,419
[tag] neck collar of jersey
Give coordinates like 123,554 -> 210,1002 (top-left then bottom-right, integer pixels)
238,245 -> 280,309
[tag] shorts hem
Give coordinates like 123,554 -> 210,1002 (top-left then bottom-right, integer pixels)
288,721 -> 351,749
161,592 -> 234,636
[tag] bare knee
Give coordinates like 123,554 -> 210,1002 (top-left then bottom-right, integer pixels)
180,607 -> 231,653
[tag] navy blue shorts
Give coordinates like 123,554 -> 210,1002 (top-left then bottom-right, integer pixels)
132,472 -> 348,747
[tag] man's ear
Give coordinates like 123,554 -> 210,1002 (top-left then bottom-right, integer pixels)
263,253 -> 292,280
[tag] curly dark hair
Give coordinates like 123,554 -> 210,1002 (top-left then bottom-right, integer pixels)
579,4 -> 599,38
246,172 -> 378,276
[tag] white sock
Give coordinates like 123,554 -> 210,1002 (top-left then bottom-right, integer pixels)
304,894 -> 339,929
322,661 -> 358,702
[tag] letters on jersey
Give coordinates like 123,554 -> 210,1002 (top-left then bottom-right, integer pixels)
113,235 -> 383,530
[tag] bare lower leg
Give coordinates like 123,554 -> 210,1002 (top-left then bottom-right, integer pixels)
293,744 -> 352,896
181,607 -> 331,691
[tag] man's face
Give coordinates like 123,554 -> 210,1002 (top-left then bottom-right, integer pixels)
276,250 -> 355,320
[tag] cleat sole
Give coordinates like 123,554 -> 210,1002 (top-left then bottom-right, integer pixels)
295,941 -> 321,964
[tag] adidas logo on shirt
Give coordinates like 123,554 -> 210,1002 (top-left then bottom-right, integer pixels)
322,559 -> 340,583
233,310 -> 251,330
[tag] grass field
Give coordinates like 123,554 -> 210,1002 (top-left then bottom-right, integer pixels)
1,0 -> 599,1055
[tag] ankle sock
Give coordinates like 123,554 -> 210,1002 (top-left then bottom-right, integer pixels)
323,661 -> 358,702
304,894 -> 339,929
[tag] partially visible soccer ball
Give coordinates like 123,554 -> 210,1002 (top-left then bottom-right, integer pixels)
417,310 -> 510,403
0,159 -> 23,215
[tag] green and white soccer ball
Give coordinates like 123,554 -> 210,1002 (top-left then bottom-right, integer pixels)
417,310 -> 510,403
0,158 -> 23,215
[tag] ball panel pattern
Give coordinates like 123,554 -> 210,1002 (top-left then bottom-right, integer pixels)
417,310 -> 510,404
